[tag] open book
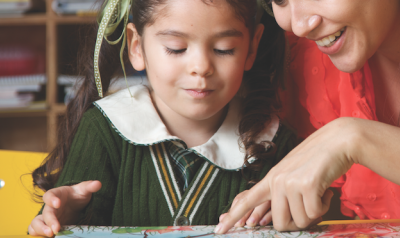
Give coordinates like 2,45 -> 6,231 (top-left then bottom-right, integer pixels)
56,221 -> 400,238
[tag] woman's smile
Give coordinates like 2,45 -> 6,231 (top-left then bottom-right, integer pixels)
314,27 -> 346,55
272,0 -> 400,73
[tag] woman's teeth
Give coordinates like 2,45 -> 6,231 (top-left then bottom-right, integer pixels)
316,27 -> 345,47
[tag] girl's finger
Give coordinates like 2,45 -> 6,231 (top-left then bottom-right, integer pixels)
245,200 -> 271,227
72,180 -> 102,196
42,189 -> 62,209
28,215 -> 54,237
42,206 -> 61,235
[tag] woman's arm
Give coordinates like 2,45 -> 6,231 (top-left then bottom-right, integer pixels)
350,118 -> 400,184
215,117 -> 400,233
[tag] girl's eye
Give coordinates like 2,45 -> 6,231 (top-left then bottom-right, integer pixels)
165,48 -> 186,55
214,49 -> 235,56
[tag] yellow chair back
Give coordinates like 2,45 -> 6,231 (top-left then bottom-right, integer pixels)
0,150 -> 47,236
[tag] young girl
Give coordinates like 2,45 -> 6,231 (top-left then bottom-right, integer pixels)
28,0 -> 296,236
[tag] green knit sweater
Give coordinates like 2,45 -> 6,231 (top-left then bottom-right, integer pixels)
52,106 -> 297,227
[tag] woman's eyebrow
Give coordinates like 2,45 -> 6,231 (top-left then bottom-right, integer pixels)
155,29 -> 244,38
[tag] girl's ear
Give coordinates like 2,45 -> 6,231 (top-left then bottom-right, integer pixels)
244,24 -> 264,71
127,23 -> 146,71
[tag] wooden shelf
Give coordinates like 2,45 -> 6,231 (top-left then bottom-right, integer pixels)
0,110 -> 48,118
54,15 -> 96,24
0,1 -> 97,152
52,104 -> 67,114
0,14 -> 96,26
0,13 -> 47,25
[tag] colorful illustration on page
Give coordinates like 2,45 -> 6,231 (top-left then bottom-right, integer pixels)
56,222 -> 400,238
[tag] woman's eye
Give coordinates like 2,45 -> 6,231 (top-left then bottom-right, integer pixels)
268,0 -> 286,6
165,48 -> 186,55
214,49 -> 235,56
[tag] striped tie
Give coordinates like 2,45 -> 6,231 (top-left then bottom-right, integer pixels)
166,141 -> 204,192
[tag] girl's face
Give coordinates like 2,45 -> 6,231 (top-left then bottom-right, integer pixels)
128,0 -> 262,123
272,0 -> 400,73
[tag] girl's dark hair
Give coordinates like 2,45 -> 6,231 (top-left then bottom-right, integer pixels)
32,0 -> 285,194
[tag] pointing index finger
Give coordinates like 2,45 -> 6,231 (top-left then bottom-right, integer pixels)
215,180 -> 271,234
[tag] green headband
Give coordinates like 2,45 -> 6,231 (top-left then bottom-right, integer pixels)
94,0 -> 274,98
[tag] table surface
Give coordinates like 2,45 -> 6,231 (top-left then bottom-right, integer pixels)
3,219 -> 400,238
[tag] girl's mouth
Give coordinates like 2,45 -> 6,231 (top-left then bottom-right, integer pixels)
315,27 -> 346,47
185,89 -> 213,99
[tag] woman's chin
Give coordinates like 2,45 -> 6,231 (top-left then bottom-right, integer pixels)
329,55 -> 366,73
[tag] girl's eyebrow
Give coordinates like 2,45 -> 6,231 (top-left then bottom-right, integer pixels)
215,29 -> 244,38
155,29 -> 244,38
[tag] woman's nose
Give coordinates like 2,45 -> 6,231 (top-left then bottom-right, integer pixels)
189,49 -> 214,78
290,2 -> 321,37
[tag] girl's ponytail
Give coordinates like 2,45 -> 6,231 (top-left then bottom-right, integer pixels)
32,23 -> 128,194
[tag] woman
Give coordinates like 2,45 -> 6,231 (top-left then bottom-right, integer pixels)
215,0 -> 400,233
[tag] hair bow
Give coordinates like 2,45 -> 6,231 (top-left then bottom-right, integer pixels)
94,0 -> 132,98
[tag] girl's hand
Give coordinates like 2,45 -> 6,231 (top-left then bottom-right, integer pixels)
28,180 -> 102,237
215,118 -> 358,234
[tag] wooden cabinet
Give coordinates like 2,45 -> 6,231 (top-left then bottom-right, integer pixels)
0,0 -> 96,152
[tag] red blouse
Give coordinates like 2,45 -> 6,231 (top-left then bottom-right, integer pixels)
284,32 -> 400,220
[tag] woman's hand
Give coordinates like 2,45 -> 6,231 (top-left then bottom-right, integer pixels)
219,190 -> 272,228
215,118 -> 359,234
28,180 -> 102,237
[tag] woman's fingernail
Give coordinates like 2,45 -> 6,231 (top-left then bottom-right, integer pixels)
259,218 -> 268,226
214,224 -> 222,234
235,220 -> 244,227
247,217 -> 256,226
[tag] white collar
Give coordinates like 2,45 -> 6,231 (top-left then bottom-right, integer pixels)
94,85 -> 279,170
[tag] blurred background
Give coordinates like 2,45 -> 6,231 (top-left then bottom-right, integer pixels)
0,0 -> 146,152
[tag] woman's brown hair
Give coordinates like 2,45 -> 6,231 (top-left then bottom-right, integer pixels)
32,0 -> 286,195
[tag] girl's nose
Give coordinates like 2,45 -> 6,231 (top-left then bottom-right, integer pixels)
189,50 -> 214,78
290,2 -> 322,38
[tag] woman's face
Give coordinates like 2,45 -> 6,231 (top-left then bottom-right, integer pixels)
272,0 -> 400,73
